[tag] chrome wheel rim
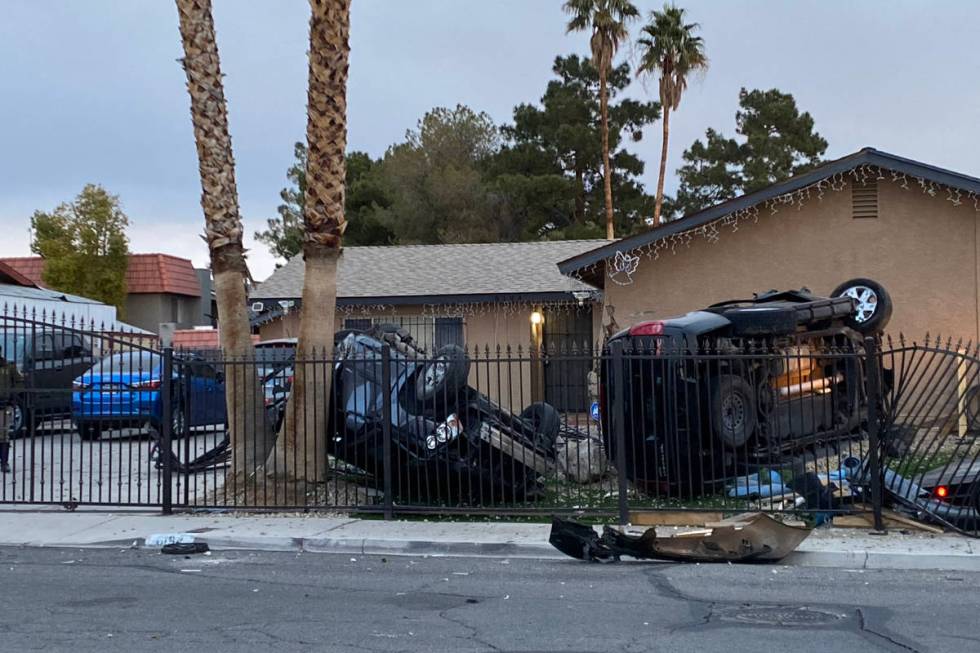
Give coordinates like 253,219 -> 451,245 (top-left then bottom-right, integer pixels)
11,404 -> 23,434
172,407 -> 185,435
843,285 -> 878,323
424,357 -> 448,392
723,393 -> 746,432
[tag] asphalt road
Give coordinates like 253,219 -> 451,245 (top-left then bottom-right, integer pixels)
0,547 -> 976,652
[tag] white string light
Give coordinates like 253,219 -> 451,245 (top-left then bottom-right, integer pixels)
569,165 -> 980,286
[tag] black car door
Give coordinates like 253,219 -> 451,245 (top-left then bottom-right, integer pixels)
26,333 -> 62,417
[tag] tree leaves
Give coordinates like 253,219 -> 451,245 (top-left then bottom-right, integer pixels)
30,184 -> 130,314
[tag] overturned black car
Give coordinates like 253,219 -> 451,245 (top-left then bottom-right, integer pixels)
326,328 -> 560,503
600,278 -> 894,496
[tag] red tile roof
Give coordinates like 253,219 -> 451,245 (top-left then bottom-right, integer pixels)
0,260 -> 39,287
172,329 -> 259,350
1,254 -> 202,297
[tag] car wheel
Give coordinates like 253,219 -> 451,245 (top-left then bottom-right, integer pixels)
831,278 -> 893,335
710,374 -> 757,449
78,423 -> 102,441
519,402 -> 561,452
8,401 -> 29,439
416,345 -> 470,412
171,404 -> 187,439
373,323 -> 414,347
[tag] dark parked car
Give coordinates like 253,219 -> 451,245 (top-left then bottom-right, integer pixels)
600,278 -> 894,495
0,329 -> 96,437
328,329 -> 560,502
72,351 -> 227,440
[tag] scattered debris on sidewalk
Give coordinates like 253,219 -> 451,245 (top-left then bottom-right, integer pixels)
549,513 -> 811,563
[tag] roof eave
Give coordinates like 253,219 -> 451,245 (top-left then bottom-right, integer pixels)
558,147 -> 980,277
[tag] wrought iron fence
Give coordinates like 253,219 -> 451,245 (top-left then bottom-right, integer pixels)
1,308 -> 978,535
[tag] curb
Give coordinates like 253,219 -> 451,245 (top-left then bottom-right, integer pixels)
103,534 -> 980,571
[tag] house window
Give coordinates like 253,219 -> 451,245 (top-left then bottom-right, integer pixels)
852,178 -> 878,219
343,318 -> 373,332
342,315 -> 465,351
434,317 -> 464,349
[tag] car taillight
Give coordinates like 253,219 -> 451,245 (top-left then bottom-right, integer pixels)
132,379 -> 161,390
935,485 -> 949,499
629,321 -> 665,336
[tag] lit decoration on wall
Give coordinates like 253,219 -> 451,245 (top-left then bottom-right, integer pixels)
570,164 -> 980,286
608,250 -> 640,286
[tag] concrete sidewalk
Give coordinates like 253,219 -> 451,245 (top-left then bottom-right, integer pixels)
0,509 -> 976,571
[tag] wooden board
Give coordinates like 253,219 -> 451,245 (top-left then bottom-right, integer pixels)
832,509 -> 944,534
629,511 -> 725,527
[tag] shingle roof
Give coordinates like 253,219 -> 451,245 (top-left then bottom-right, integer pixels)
1,254 -> 202,297
251,240 -> 607,303
558,147 -> 980,281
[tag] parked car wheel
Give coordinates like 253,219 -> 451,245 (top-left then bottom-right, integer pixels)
416,345 -> 469,412
831,278 -> 893,334
519,402 -> 561,452
710,374 -> 757,449
171,403 -> 187,439
8,400 -> 29,439
78,423 -> 102,441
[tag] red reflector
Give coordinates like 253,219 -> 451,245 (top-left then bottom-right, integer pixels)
629,321 -> 665,336
935,485 -> 949,499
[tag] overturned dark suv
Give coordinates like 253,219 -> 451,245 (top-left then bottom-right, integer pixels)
600,278 -> 893,495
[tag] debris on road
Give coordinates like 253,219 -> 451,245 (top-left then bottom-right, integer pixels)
549,513 -> 811,563
162,542 -> 210,555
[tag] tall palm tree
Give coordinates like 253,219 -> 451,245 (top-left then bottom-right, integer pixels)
564,0 -> 639,240
175,0 -> 271,477
637,4 -> 707,226
266,0 -> 350,485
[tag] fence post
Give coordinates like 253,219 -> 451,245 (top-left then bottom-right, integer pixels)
610,340 -> 629,526
161,347 -> 174,516
381,345 -> 394,520
864,336 -> 885,532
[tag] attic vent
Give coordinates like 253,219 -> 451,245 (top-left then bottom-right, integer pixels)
852,178 -> 878,219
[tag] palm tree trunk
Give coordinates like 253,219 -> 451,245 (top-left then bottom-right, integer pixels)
266,0 -> 349,487
599,66 -> 615,240
653,105 -> 671,226
176,0 -> 271,479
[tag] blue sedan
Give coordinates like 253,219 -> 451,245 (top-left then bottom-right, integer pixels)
72,351 -> 227,441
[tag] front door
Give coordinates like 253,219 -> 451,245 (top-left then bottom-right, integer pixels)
542,306 -> 593,412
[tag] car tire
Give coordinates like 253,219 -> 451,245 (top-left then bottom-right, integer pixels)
519,402 -> 561,452
831,278 -> 893,334
710,374 -> 757,449
373,323 -> 414,347
416,345 -> 470,412
78,423 -> 102,441
723,306 -> 798,337
8,400 -> 29,439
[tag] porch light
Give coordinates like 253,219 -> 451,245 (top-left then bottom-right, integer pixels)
530,311 -> 544,325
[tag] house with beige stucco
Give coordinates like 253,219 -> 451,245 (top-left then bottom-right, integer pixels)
558,148 -> 980,343
249,240 -> 606,411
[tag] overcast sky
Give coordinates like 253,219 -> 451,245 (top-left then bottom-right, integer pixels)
2,0 -> 978,281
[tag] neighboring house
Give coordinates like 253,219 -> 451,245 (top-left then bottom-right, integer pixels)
0,260 -> 144,335
2,253 -> 213,335
171,328 -> 258,351
559,148 -> 980,342
250,240 -> 606,411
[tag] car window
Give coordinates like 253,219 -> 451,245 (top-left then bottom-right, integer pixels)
0,332 -> 26,367
33,334 -> 57,361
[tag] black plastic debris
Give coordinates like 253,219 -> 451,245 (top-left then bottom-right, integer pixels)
161,542 -> 210,555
